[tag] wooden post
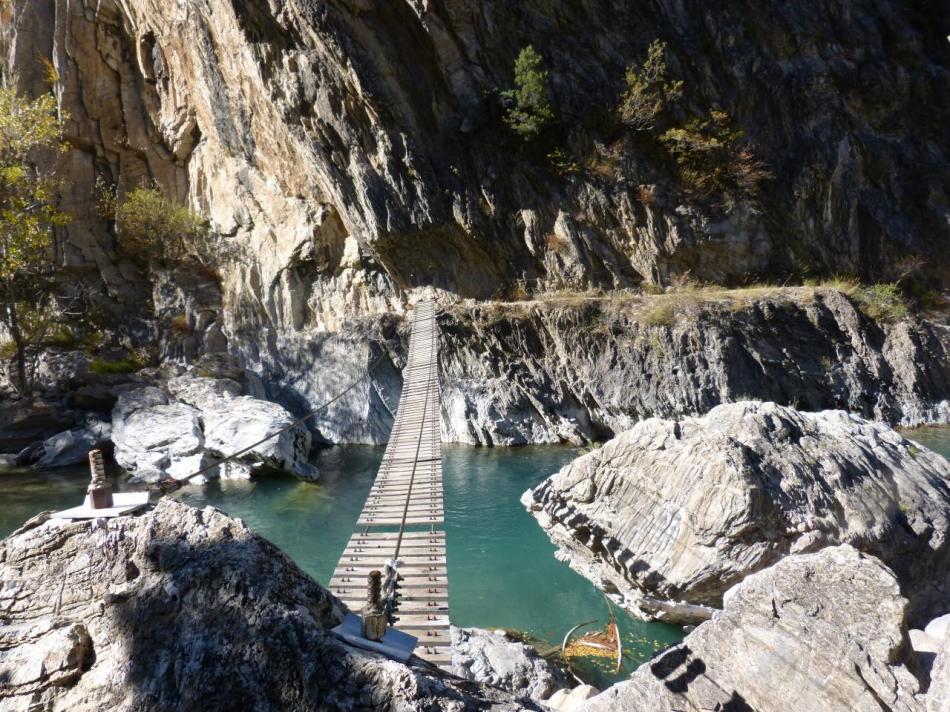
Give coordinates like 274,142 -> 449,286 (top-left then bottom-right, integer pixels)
87,449 -> 113,509
362,570 -> 388,642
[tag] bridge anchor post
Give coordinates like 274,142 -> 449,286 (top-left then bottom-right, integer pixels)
362,570 -> 388,642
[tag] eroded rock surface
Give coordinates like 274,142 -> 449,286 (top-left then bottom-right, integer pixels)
450,627 -> 566,701
580,546 -> 925,712
262,288 -> 950,447
524,401 -> 950,625
438,291 -> 950,446
0,500 -> 534,711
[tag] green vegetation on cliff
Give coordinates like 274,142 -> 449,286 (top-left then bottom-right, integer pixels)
0,87 -> 69,394
502,46 -> 555,142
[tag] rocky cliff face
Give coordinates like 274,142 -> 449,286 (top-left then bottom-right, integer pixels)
435,289 -> 950,445
247,286 -> 950,446
523,402 -> 950,626
3,0 -> 949,370
0,499 -> 535,711
580,545 -> 927,712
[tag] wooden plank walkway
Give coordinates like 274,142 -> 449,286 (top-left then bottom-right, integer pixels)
329,300 -> 451,667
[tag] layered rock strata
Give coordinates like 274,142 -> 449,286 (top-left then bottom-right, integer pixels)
579,546 -> 926,711
523,401 -> 950,625
437,289 -> 950,445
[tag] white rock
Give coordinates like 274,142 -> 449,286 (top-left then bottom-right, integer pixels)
112,382 -> 317,483
166,375 -> 241,411
926,613 -> 950,641
112,400 -> 203,483
203,396 -> 317,482
450,626 -> 566,701
910,629 -> 943,654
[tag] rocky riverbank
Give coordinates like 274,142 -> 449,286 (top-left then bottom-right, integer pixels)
2,354 -> 316,484
3,493 -> 950,711
0,499 -> 538,711
523,401 -> 950,626
4,288 -> 949,470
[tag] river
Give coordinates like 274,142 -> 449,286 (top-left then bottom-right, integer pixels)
2,426 -> 949,687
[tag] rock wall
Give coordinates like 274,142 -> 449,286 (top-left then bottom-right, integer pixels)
239,287 -> 950,446
434,288 -> 950,445
3,0 -> 949,348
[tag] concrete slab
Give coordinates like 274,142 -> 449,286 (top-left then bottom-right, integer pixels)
51,491 -> 150,520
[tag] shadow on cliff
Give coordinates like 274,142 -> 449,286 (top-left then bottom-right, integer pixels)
105,523 -> 526,711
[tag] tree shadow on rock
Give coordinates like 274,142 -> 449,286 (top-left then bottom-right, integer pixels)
105,519 -> 525,711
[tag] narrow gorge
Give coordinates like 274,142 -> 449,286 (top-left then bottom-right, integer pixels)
1,0 -> 949,710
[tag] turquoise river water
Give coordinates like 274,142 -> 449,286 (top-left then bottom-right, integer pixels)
2,426 -> 949,687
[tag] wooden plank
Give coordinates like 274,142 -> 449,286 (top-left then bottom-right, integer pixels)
349,531 -> 445,541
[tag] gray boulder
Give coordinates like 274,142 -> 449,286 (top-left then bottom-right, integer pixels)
29,419 -> 112,469
111,380 -> 316,483
523,401 -> 950,626
112,387 -> 204,482
0,499 -> 533,711
203,397 -> 318,481
451,626 -> 566,701
580,546 -> 924,712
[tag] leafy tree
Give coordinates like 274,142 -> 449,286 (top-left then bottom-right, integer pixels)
619,39 -> 683,131
0,88 -> 68,394
102,184 -> 212,267
502,46 -> 555,141
659,110 -> 770,209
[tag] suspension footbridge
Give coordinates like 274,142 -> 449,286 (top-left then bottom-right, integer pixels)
328,300 -> 451,667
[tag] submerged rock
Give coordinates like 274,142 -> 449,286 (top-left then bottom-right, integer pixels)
523,401 -> 950,626
0,500 -> 534,711
580,546 -> 924,711
111,378 -> 316,483
450,626 -> 566,701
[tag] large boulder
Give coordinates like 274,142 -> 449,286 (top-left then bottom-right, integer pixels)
112,387 -> 204,482
28,419 -> 112,469
111,379 -> 317,483
451,627 -> 567,701
0,500 -> 534,711
523,401 -> 950,625
581,546 -> 925,712
203,397 -> 318,481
